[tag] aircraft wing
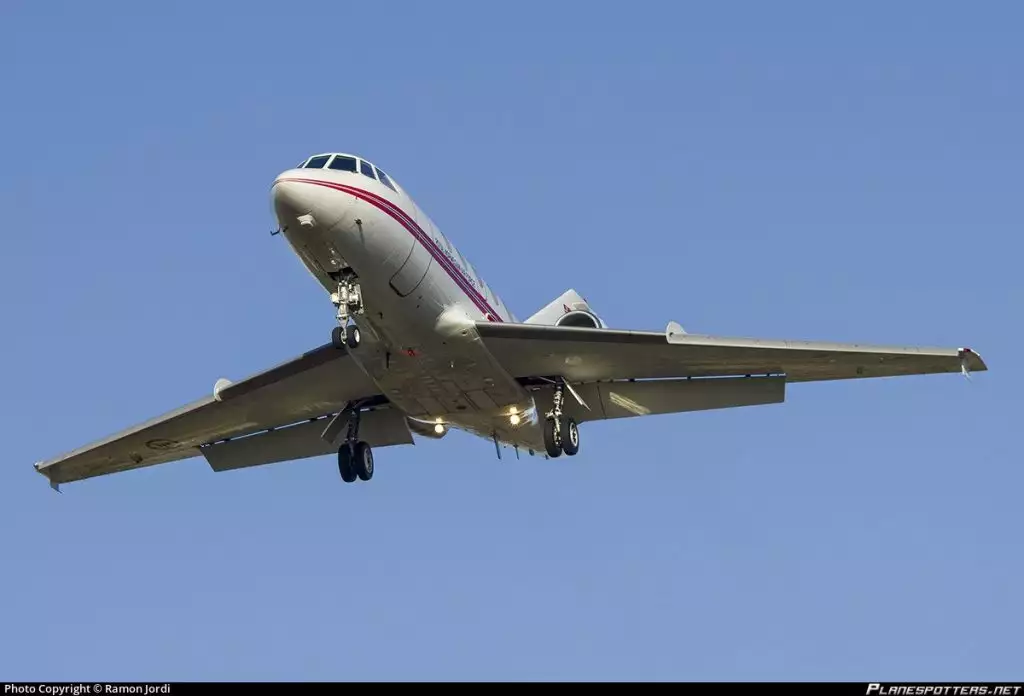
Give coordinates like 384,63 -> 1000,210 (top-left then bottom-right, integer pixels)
474,321 -> 987,385
34,343 -> 395,488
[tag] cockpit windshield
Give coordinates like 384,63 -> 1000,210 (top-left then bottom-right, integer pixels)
298,153 -> 402,194
328,155 -> 357,172
302,154 -> 331,169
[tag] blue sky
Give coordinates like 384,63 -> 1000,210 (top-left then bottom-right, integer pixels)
1,0 -> 1020,681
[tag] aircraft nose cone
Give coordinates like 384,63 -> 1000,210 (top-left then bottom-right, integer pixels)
272,179 -> 312,221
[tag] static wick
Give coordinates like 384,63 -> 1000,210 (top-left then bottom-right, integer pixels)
960,350 -> 973,381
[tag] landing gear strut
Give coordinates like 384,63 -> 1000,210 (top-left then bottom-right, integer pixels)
330,271 -> 364,350
336,404 -> 373,483
543,380 -> 580,458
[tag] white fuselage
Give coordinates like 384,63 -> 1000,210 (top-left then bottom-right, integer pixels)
271,154 -> 546,453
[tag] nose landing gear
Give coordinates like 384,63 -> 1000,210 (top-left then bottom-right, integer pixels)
330,270 -> 364,350
332,325 -> 361,350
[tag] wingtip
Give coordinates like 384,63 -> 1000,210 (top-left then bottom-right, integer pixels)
954,345 -> 987,374
959,347 -> 988,374
34,462 -> 61,492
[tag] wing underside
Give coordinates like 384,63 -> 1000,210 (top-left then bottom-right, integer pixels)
474,321 -> 987,385
562,376 -> 787,423
35,343 -> 390,486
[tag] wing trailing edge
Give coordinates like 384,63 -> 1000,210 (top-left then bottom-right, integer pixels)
473,320 -> 987,384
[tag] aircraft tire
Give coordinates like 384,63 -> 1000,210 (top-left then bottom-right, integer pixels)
338,443 -> 357,483
561,417 -> 580,456
354,441 -> 374,481
331,326 -> 346,350
543,418 -> 562,458
346,326 -> 361,349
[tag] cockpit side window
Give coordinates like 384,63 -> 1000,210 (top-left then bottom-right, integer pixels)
304,155 -> 331,169
376,169 -> 398,193
328,155 -> 358,172
359,160 -> 377,180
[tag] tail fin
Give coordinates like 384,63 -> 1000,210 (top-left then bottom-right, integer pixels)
525,289 -> 606,328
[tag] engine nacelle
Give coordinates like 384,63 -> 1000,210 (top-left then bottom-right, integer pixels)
555,309 -> 606,329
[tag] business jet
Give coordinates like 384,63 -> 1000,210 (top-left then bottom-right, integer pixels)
33,152 -> 988,489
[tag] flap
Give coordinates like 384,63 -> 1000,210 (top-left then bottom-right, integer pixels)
554,376 -> 787,422
202,407 -> 414,472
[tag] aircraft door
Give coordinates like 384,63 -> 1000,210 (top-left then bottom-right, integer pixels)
389,231 -> 433,297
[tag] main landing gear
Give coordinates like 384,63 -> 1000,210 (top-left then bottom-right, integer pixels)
337,404 -> 373,483
330,271 -> 364,350
543,381 -> 580,459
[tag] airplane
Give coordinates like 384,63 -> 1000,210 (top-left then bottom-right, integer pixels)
33,151 -> 989,489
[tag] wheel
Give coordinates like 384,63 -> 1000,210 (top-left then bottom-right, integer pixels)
354,440 -> 374,481
561,416 -> 580,456
543,418 -> 561,458
338,442 -> 357,482
331,326 -> 346,350
346,325 -> 361,349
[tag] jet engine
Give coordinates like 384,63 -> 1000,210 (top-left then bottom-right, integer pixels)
554,309 -> 607,329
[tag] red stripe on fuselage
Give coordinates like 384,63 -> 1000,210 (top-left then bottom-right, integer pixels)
278,177 -> 503,321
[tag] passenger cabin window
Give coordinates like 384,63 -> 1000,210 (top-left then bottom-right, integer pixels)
328,155 -> 358,172
359,160 -> 377,180
304,155 -> 331,169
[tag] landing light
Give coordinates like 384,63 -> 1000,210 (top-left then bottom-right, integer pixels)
510,414 -> 521,426
434,423 -> 445,434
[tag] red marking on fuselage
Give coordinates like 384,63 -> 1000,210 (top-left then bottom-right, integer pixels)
277,177 -> 504,322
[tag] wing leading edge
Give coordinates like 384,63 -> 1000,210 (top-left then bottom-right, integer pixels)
473,321 -> 987,384
34,343 -> 389,487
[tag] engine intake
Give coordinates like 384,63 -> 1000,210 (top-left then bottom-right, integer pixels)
555,310 -> 606,329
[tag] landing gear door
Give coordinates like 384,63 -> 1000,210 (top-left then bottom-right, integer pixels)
390,236 -> 433,297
